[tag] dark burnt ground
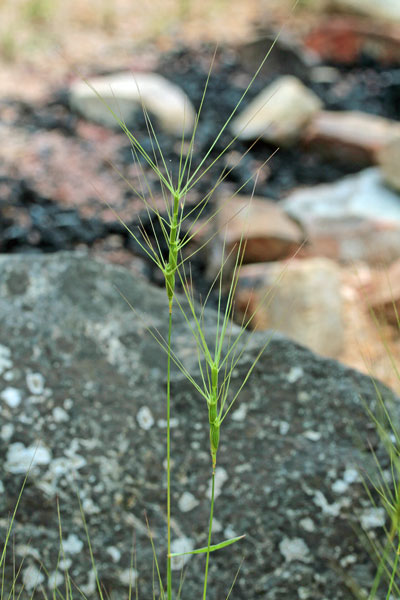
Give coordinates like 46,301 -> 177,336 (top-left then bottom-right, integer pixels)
1,43 -> 400,300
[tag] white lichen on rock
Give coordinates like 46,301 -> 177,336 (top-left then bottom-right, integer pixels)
107,546 -> 121,562
48,571 -> 64,590
206,467 -> 228,500
299,517 -> 315,532
5,443 -> 51,474
279,537 -> 311,563
303,430 -> 321,442
15,545 -> 41,560
0,344 -> 12,375
231,403 -> 247,422
136,406 -> 154,430
170,536 -> 194,571
22,565 -> 45,591
119,568 -> 138,586
26,372 -> 45,395
287,366 -> 304,383
343,467 -> 359,483
279,421 -> 290,435
332,479 -> 349,494
82,497 -> 100,514
157,417 -> 178,428
361,507 -> 386,530
313,490 -> 341,517
80,571 -> 96,596
52,406 -> 69,422
1,386 -> 22,408
63,533 -> 84,554
178,491 -> 199,513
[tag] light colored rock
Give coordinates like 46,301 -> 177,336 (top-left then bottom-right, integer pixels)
304,111 -> 400,165
69,72 -> 195,136
282,168 -> 400,265
214,194 -> 304,264
363,258 -> 400,325
331,0 -> 400,23
231,75 -> 323,146
378,135 -> 400,192
236,258 -> 344,357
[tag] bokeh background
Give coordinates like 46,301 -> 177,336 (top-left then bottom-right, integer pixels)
1,0 -> 400,389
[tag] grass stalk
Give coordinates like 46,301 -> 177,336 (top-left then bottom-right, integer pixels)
166,309 -> 173,600
2,30 -> 306,597
165,191 -> 181,599
203,469 -> 216,600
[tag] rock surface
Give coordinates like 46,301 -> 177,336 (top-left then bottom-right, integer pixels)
212,194 -> 304,265
231,75 -> 323,146
330,0 -> 400,23
69,72 -> 195,135
237,32 -> 319,80
236,258 -> 344,357
282,168 -> 400,265
0,253 -> 397,599
378,135 -> 400,192
305,16 -> 400,64
363,258 -> 400,326
303,111 -> 400,166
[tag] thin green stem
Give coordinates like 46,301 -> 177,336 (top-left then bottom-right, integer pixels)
167,309 -> 173,600
386,534 -> 400,599
203,468 -> 216,600
165,192 -> 181,599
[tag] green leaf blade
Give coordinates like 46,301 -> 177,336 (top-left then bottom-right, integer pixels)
169,535 -> 245,558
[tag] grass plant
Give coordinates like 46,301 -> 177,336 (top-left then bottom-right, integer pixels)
0,35 -> 283,599
358,299 -> 400,599
99,41 -> 283,598
3,3 -> 400,597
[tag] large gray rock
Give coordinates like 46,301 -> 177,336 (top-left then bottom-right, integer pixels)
0,253 -> 397,599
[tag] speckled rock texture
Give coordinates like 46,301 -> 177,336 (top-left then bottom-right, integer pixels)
0,252 -> 397,599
